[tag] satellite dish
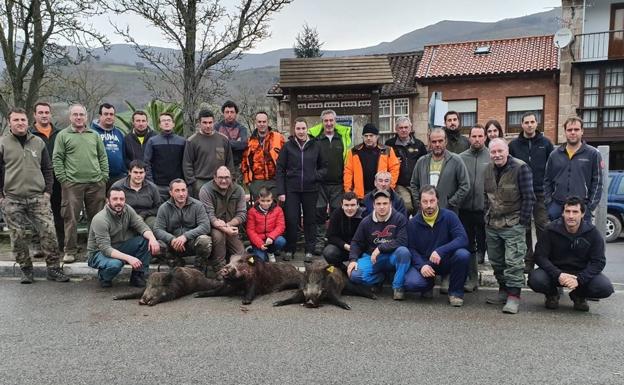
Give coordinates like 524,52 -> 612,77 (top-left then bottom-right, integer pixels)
554,28 -> 574,49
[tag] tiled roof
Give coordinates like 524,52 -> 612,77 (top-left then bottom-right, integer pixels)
415,35 -> 558,80
267,52 -> 422,97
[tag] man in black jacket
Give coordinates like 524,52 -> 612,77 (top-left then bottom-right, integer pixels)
322,191 -> 363,273
509,112 -> 554,273
124,110 -> 156,168
528,196 -> 614,312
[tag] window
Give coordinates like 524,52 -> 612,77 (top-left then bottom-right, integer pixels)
379,99 -> 392,133
580,65 -> 624,133
446,99 -> 477,134
506,96 -> 544,134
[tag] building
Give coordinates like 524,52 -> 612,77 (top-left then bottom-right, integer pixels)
415,35 -> 560,142
559,0 -> 624,168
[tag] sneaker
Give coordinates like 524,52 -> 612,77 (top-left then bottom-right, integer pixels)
486,288 -> 507,305
570,291 -> 589,312
267,253 -> 276,263
282,251 -> 293,262
46,267 -> 70,282
129,271 -> 146,288
448,296 -> 464,307
62,253 -> 76,264
544,294 -> 560,310
502,296 -> 520,314
393,288 -> 405,300
304,253 -> 314,263
439,276 -> 449,294
100,280 -> 112,288
421,289 -> 434,299
20,267 -> 34,284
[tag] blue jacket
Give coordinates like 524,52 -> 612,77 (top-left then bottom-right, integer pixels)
349,209 -> 407,261
91,120 -> 126,179
407,208 -> 468,269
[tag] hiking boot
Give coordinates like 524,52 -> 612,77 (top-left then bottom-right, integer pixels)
448,296 -> 464,307
267,253 -> 276,263
544,294 -> 560,310
439,276 -> 449,294
62,253 -> 76,264
421,289 -> 434,299
464,278 -> 478,293
100,280 -> 112,288
304,253 -> 314,263
570,291 -> 589,312
524,261 -> 534,274
20,267 -> 34,284
476,251 -> 485,264
282,251 -> 293,261
393,288 -> 405,300
46,267 -> 70,282
502,296 -> 520,314
129,271 -> 146,288
486,288 -> 507,305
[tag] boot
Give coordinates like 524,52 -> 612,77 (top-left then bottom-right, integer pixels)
439,276 -> 449,294
570,291 -> 589,312
502,295 -> 520,314
486,287 -> 507,305
129,271 -> 146,288
544,294 -> 560,310
46,266 -> 70,282
476,250 -> 485,264
20,267 -> 34,284
464,253 -> 479,292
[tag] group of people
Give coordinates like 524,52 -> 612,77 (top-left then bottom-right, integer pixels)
0,102 -> 614,314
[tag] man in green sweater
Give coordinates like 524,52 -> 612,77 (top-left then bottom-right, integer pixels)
87,187 -> 160,287
53,104 -> 109,263
0,108 -> 70,284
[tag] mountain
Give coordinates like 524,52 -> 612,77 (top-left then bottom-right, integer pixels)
88,8 -> 560,70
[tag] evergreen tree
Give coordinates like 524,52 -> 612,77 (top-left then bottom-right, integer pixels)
294,24 -> 324,58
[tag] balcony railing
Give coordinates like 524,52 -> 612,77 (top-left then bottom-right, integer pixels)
574,30 -> 624,62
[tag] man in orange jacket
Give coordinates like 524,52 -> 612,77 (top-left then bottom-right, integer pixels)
344,123 -> 400,199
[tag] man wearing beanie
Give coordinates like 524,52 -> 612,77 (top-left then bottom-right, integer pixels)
344,123 -> 400,199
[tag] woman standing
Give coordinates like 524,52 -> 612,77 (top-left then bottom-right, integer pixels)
484,119 -> 504,147
276,118 -> 327,262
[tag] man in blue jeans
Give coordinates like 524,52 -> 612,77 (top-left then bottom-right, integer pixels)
347,190 -> 411,300
87,187 -> 160,287
404,185 -> 470,307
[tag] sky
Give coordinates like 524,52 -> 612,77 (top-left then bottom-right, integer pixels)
91,0 -> 562,53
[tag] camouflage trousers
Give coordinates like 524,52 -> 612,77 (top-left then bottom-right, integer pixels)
1,195 -> 60,268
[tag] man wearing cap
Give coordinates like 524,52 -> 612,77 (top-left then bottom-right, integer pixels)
347,189 -> 411,300
344,123 -> 400,199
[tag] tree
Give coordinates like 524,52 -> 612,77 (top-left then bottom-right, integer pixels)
104,0 -> 293,137
294,23 -> 323,58
0,0 -> 108,120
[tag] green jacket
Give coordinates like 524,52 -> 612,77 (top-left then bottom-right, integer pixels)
0,132 -> 53,199
86,204 -> 150,259
308,123 -> 352,159
153,197 -> 211,243
53,126 -> 109,183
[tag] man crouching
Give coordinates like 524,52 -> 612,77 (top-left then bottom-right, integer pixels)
87,187 -> 160,288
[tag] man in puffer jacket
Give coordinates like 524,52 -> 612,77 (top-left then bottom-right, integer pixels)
246,188 -> 286,262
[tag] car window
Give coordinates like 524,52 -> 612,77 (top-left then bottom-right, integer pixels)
618,177 -> 624,195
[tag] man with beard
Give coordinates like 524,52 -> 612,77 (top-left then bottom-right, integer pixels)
443,111 -> 469,154
86,187 -> 160,288
215,100 -> 248,184
124,110 -> 156,166
544,117 -> 603,222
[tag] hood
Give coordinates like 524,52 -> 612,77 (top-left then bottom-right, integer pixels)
549,217 -> 595,238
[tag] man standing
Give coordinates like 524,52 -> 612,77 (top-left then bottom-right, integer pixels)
361,171 -> 407,218
484,138 -> 535,314
53,104 -> 108,263
87,187 -> 160,288
199,166 -> 246,263
153,179 -> 216,274
144,113 -> 186,201
404,185 -> 470,306
410,128 -> 469,213
344,123 -> 400,199
443,111 -> 469,154
111,160 -> 162,228
385,117 -> 427,214
240,111 -> 284,200
544,117 -> 603,222
308,110 -> 347,255
30,102 -> 64,251
0,108 -> 70,283
347,190 -> 411,300
215,100 -> 248,183
183,109 -> 234,198
124,110 -> 156,167
528,196 -> 614,311
459,125 -> 490,291
322,191 -> 364,273
509,112 -> 554,273
91,103 -> 126,187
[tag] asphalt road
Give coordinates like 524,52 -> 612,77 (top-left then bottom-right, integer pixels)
0,280 -> 622,385
605,240 -> 624,287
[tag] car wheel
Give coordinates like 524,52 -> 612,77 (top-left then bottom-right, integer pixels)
605,213 -> 622,243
